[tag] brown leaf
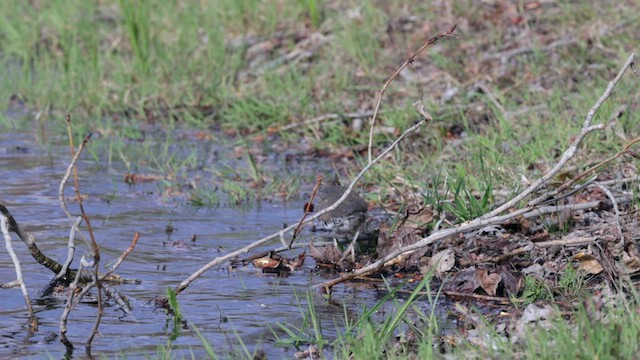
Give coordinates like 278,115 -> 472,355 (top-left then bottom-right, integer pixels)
574,252 -> 603,275
309,242 -> 342,264
499,265 -> 524,296
403,205 -> 434,229
476,268 -> 501,296
124,173 -> 164,184
252,256 -> 282,270
429,248 -> 456,274
623,251 -> 640,274
285,251 -> 306,271
443,266 -> 480,293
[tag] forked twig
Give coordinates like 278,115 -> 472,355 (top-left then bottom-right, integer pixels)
367,24 -> 457,163
0,214 -> 37,330
58,132 -> 93,252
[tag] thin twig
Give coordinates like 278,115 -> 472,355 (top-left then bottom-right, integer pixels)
481,37 -> 578,63
484,53 -> 635,217
526,54 -> 636,207
71,233 -> 140,313
60,255 -> 87,338
460,235 -> 600,266
477,83 -> 507,120
522,196 -> 628,220
59,122 -> 105,349
594,183 -> 624,247
290,176 -> 323,245
57,216 -> 82,279
58,133 -> 93,251
1,214 -> 37,330
367,24 -> 457,163
556,137 -> 640,194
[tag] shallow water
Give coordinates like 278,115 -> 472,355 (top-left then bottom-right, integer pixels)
0,132 -> 385,359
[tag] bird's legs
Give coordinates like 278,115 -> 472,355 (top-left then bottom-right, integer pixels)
339,230 -> 360,262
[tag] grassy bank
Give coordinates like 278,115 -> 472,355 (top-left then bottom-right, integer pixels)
159,276 -> 640,359
1,1 -> 638,204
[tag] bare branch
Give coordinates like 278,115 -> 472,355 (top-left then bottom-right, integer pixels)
58,133 -> 93,252
57,216 -> 82,279
367,24 -> 457,163
483,53 -> 635,217
1,214 -> 37,330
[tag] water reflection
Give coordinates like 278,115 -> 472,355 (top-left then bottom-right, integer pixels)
0,132 -> 380,358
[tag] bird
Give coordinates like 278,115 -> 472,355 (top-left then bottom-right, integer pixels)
314,179 -> 368,259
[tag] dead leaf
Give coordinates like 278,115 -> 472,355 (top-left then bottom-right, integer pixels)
443,266 -> 480,293
403,205 -> 434,229
252,256 -> 282,270
623,251 -> 640,274
499,266 -> 524,296
309,242 -> 342,264
251,251 -> 306,273
429,249 -> 456,274
574,252 -> 603,274
476,268 -> 501,296
285,251 -> 306,271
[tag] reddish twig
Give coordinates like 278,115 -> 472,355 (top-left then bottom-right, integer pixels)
290,176 -> 323,246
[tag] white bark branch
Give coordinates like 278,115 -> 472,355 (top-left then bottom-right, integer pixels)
1,214 -> 37,330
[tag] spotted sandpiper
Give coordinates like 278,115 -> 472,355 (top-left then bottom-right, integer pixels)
315,180 -> 368,247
